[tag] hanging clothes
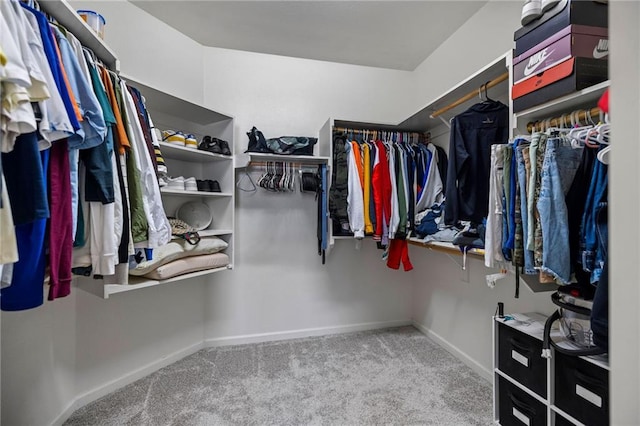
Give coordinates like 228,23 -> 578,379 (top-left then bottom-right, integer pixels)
444,100 -> 509,226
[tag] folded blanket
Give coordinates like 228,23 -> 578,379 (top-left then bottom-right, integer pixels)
143,253 -> 230,280
129,237 -> 228,276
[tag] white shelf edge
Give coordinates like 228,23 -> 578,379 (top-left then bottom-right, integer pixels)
159,142 -> 233,162
171,229 -> 233,240
39,0 -> 119,71
248,153 -> 330,163
550,405 -> 586,426
104,266 -> 231,298
495,369 -> 549,405
160,188 -> 232,197
514,80 -> 610,121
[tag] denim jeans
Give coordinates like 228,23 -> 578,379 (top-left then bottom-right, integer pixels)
527,132 -> 546,251
516,144 -> 536,274
537,137 -> 583,284
581,155 -> 608,283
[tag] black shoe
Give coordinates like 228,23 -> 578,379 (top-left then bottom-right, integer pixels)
207,180 -> 221,192
196,179 -> 209,191
198,136 -> 222,154
219,139 -> 231,156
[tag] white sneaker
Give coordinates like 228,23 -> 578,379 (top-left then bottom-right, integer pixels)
521,0 -> 542,26
166,176 -> 185,190
158,176 -> 168,188
541,0 -> 559,13
184,177 -> 198,192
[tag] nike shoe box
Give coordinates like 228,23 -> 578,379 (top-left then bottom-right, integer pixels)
512,57 -> 608,113
513,25 -> 608,85
514,0 -> 608,56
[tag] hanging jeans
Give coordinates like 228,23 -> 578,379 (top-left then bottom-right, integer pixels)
581,154 -> 608,284
537,138 -> 583,284
516,144 -> 536,274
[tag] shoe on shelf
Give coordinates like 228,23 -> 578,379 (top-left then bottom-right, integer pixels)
158,176 -> 168,188
185,134 -> 198,149
219,139 -> 232,156
196,179 -> 209,192
198,136 -> 223,154
521,0 -> 542,26
541,0 -> 559,13
208,180 -> 221,192
184,177 -> 198,192
165,176 -> 185,190
162,130 -> 186,146
155,146 -> 168,175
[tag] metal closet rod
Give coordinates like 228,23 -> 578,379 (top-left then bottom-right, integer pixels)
430,72 -> 509,119
526,107 -> 602,133
333,127 -> 426,137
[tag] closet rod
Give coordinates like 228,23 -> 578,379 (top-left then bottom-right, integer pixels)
430,72 -> 509,119
333,127 -> 425,137
526,107 -> 602,133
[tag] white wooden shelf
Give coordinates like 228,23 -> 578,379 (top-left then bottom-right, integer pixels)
120,74 -> 233,125
513,80 -> 610,130
170,229 -> 233,240
247,153 -> 330,164
39,0 -> 119,71
159,142 -> 232,162
160,188 -> 232,198
76,266 -> 232,299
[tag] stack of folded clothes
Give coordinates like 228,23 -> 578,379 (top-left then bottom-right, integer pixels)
129,237 -> 229,280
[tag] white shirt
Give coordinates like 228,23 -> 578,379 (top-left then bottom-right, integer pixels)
346,141 -> 365,239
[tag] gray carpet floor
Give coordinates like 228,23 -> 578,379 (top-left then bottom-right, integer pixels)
65,327 -> 492,425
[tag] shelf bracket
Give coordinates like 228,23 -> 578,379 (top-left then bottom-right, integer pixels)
437,115 -> 451,129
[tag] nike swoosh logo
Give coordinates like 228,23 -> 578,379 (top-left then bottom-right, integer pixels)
593,47 -> 609,59
524,49 -> 553,76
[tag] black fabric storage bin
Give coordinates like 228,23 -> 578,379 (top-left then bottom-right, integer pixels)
554,351 -> 609,425
498,375 -> 547,426
498,323 -> 547,398
554,412 -> 576,426
514,0 -> 608,56
513,58 -> 608,113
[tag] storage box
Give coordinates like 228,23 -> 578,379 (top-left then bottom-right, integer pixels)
512,57 -> 608,113
513,25 -> 608,85
498,375 -> 547,426
554,351 -> 609,425
514,0 -> 608,56
497,322 -> 547,398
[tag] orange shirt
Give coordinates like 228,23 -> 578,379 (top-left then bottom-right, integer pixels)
100,67 -> 130,154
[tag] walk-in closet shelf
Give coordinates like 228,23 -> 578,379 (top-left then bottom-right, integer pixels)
513,80 -> 610,133
63,21 -> 236,297
39,0 -> 119,71
322,51 -> 511,260
493,313 -> 609,426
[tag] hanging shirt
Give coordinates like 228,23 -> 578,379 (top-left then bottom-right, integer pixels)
12,0 -> 73,145
372,140 -> 391,242
362,143 -> 374,235
346,141 -> 365,239
120,79 -> 171,249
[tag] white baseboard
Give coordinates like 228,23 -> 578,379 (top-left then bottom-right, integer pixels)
50,341 -> 204,426
412,321 -> 492,383
204,319 -> 413,347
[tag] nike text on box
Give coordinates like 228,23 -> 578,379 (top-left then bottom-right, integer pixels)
513,25 -> 608,85
512,57 -> 608,112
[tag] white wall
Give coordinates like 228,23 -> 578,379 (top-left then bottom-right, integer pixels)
610,2 -> 640,424
408,0 -> 555,378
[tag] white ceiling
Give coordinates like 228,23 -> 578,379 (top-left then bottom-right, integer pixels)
129,1 -> 487,71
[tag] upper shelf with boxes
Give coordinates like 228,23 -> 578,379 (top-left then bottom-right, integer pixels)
511,0 -> 609,130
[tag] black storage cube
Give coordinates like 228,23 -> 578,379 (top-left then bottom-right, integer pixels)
554,351 -> 609,425
554,412 -> 576,426
498,323 -> 547,397
514,0 -> 608,56
498,375 -> 547,426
